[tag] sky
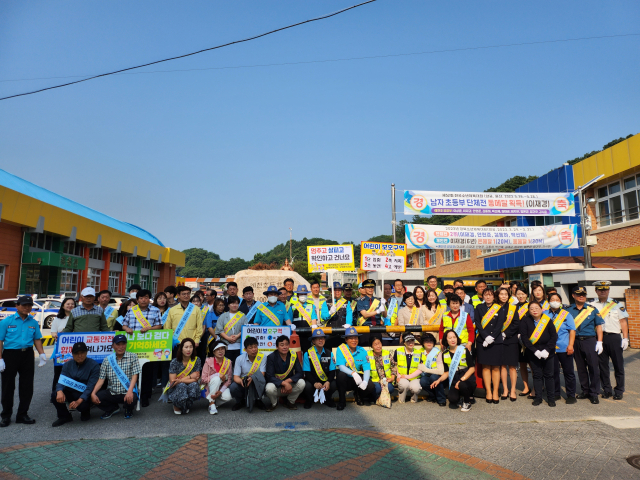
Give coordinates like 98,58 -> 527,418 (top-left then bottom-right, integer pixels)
1,0 -> 639,260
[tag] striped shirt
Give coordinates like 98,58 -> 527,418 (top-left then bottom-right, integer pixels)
122,305 -> 163,331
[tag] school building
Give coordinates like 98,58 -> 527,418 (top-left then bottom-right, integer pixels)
0,169 -> 185,299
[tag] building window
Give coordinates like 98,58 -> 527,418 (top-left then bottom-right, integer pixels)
0,265 -> 5,289
141,260 -> 151,270
60,269 -> 79,293
88,248 -> 102,260
127,256 -> 137,267
505,218 -> 518,227
534,216 -> 562,226
459,249 -> 471,261
153,263 -> 159,272
140,275 -> 149,290
597,176 -> 640,227
63,241 -> 84,257
109,271 -> 120,294
152,277 -> 158,295
29,233 -> 53,251
418,251 -> 425,268
407,254 -> 414,268
87,268 -> 101,290
443,250 -> 456,264
424,250 -> 436,267
110,253 -> 122,264
126,273 -> 136,289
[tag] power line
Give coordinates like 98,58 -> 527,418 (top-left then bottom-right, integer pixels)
2,32 -> 638,85
0,0 -> 376,101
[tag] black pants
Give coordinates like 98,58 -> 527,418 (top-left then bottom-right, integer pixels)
303,379 -> 337,405
95,390 -> 138,413
226,349 -> 241,364
229,382 -> 246,403
554,352 -> 576,398
336,371 -> 375,405
599,333 -> 625,395
1,349 -> 34,419
447,375 -> 476,407
140,362 -> 156,401
574,336 -> 600,397
52,365 -> 63,394
381,336 -> 400,347
51,388 -> 91,419
529,353 -> 555,402
324,336 -> 344,352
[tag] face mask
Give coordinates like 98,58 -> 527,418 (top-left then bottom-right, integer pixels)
268,296 -> 277,304
549,301 -> 562,309
299,295 -> 307,303
130,292 -> 137,299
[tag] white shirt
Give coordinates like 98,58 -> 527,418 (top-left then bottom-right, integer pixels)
588,298 -> 628,334
51,316 -> 69,335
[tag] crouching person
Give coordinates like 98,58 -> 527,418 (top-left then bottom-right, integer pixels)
51,342 -> 100,426
91,335 -> 140,420
264,335 -> 305,412
418,333 -> 446,406
230,337 -> 268,412
302,329 -> 337,409
201,342 -> 233,415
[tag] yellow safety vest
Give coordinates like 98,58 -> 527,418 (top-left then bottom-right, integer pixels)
443,349 -> 468,369
396,346 -> 422,376
442,313 -> 470,344
368,349 -> 392,383
471,295 -> 482,308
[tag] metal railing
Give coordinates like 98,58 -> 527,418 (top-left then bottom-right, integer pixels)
596,206 -> 640,228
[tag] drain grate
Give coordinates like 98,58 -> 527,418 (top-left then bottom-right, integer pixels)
628,455 -> 640,470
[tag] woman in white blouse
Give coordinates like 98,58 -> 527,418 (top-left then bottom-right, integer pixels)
51,297 -> 76,391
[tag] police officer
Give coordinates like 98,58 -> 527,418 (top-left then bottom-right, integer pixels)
343,283 -> 357,312
253,285 -> 293,327
0,296 -> 48,427
590,281 -> 629,400
325,282 -> 353,351
566,286 -> 604,404
356,279 -> 387,346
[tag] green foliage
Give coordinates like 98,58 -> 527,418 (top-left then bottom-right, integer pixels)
566,134 -> 634,166
484,175 -> 539,193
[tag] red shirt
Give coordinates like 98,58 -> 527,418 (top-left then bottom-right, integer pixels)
438,310 -> 475,343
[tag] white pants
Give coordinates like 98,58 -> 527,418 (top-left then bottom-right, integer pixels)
207,377 -> 232,405
265,379 -> 305,407
397,378 -> 422,402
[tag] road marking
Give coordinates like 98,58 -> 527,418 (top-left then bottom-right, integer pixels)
592,416 -> 640,429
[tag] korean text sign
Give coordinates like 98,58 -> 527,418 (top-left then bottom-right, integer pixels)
53,332 -> 115,366
405,224 -> 578,250
360,241 -> 407,273
404,190 -> 575,216
116,329 -> 174,362
307,245 -> 355,272
241,325 -> 291,353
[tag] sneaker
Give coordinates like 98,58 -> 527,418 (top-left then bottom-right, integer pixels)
124,410 -> 133,419
265,403 -> 277,412
461,402 -> 471,412
100,408 -> 120,420
284,401 -> 297,410
209,405 -> 218,415
231,403 -> 243,411
410,394 -> 418,403
469,397 -> 476,405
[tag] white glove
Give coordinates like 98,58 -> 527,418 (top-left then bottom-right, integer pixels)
534,350 -> 543,359
502,332 -> 506,340
38,353 -> 47,367
0,359 -> 5,372
342,324 -> 350,329
313,389 -> 320,403
318,389 -> 326,404
352,372 -> 362,385
376,306 -> 385,314
595,341 -> 603,355
329,305 -> 337,315
540,350 -> 549,359
358,380 -> 368,391
485,335 -> 495,345
622,338 -> 629,350
380,298 -> 386,306
482,340 -> 488,348
290,324 -> 296,331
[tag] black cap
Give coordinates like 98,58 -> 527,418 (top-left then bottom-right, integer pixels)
113,334 -> 128,344
571,286 -> 587,295
362,279 -> 376,288
72,342 -> 88,353
343,283 -> 353,290
16,296 -> 34,306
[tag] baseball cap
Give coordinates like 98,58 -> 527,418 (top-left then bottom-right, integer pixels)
16,296 -> 35,306
112,334 -> 128,344
81,287 -> 96,297
72,342 -> 88,353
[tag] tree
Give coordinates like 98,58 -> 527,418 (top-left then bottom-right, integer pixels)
566,134 -> 634,166
484,175 -> 538,193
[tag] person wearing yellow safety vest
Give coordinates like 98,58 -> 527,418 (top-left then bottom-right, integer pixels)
394,334 -> 424,403
430,329 -> 476,412
367,337 -> 397,401
426,275 -> 447,308
284,278 -> 296,305
291,285 -> 329,351
439,295 -> 475,352
471,280 -> 487,308
417,333 -> 446,406
475,288 -> 506,404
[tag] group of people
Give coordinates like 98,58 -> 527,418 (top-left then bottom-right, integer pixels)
0,274 -> 630,426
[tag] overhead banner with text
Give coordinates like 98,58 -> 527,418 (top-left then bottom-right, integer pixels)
308,245 -> 355,272
405,224 -> 578,250
360,241 -> 407,272
404,190 -> 575,216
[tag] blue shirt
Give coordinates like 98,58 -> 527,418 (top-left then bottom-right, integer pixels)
253,301 -> 291,327
204,311 -> 220,330
356,296 -> 384,326
335,345 -> 371,373
0,313 -> 43,349
545,309 -> 576,353
302,346 -> 336,372
565,304 -> 604,337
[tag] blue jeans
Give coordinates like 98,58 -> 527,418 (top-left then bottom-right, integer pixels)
420,373 -> 446,404
372,381 -> 395,399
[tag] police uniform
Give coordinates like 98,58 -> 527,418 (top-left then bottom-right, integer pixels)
302,330 -> 337,408
0,296 -> 46,426
252,286 -> 292,327
566,286 -> 604,403
589,281 -> 628,399
356,279 -> 387,346
325,283 -> 354,351
334,327 -> 375,409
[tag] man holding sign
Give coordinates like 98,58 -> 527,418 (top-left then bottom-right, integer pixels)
51,342 -> 99,427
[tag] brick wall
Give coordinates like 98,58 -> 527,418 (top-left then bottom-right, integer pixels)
0,223 -> 23,298
592,223 -> 640,254
625,289 -> 640,348
158,263 -> 176,291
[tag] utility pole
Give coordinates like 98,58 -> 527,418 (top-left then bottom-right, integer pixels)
289,227 -> 293,263
391,184 -> 397,243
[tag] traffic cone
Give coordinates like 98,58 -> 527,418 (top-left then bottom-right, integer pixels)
290,331 -> 302,363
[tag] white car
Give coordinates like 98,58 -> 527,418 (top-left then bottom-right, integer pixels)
0,297 -> 63,330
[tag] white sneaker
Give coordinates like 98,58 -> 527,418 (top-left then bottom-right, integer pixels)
209,405 -> 218,415
461,402 -> 471,412
410,394 -> 418,403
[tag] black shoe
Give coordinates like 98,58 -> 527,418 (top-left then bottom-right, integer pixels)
554,395 -> 561,401
15,415 -> 35,425
254,400 -> 266,411
500,396 -> 508,400
363,400 -> 371,407
492,399 -> 499,405
303,402 -> 313,410
469,397 -> 476,405
0,418 -> 10,428
141,398 -> 150,408
601,392 -> 612,399
232,403 -> 243,411
486,399 -> 493,404
532,399 -> 542,406
548,400 -> 556,407
566,396 -> 577,405
284,401 -> 297,410
80,412 -> 91,422
576,393 -> 588,400
355,397 -> 364,406
518,391 -> 530,397
590,396 -> 599,404
336,403 -> 346,411
52,417 -> 73,427
325,400 -> 337,408
613,394 -> 624,400
438,402 -> 447,407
